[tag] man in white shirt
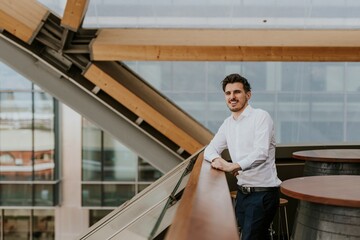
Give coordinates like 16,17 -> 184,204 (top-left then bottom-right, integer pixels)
204,73 -> 281,240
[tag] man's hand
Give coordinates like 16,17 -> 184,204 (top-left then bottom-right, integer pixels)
211,158 -> 241,174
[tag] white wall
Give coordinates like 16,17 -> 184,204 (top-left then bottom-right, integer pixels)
55,104 -> 89,240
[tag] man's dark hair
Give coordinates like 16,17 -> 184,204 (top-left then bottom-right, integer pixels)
221,73 -> 251,92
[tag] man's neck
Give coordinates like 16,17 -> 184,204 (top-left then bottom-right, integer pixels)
232,103 -> 249,120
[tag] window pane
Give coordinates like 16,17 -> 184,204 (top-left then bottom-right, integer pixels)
53,182 -> 60,206
278,93 -> 344,143
33,149 -> 55,181
346,94 -> 360,141
171,62 -> 206,91
138,184 -> 150,193
34,92 -> 54,130
0,62 -> 32,90
82,184 -> 101,206
251,93 -> 275,117
0,92 -> 33,181
33,210 -> 55,240
103,184 -> 135,206
3,209 -> 31,240
82,119 -> 102,181
167,92 -> 207,123
103,132 -> 137,181
34,184 -> 54,206
138,158 -> 162,182
89,210 -> 112,227
0,184 -> 32,206
34,92 -> 55,181
346,64 -> 360,91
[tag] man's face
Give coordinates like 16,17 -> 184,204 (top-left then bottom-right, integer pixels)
224,82 -> 251,114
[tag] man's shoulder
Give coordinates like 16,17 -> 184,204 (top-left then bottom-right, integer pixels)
222,115 -> 233,124
217,115 -> 235,129
252,107 -> 269,115
252,107 -> 273,120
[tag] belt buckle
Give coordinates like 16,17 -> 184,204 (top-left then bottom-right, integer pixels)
241,186 -> 251,194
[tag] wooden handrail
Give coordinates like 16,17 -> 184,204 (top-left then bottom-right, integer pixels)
165,152 -> 239,240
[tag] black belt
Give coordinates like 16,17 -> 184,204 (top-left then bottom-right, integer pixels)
238,185 -> 279,194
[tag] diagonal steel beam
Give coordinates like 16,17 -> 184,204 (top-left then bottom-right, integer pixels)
0,34 -> 183,173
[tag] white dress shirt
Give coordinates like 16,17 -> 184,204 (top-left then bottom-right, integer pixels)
204,105 -> 281,187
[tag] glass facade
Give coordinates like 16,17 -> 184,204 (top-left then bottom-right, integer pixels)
0,62 -> 57,240
40,0 -> 360,29
81,119 -> 163,207
0,61 -> 59,207
125,61 -> 360,145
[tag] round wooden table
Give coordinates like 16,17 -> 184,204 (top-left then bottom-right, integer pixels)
281,175 -> 360,240
292,149 -> 360,176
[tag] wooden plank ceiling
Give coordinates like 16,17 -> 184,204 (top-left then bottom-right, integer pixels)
90,29 -> 360,61
2,0 -> 360,62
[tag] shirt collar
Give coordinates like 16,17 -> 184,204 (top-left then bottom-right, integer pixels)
232,104 -> 253,121
242,104 -> 253,117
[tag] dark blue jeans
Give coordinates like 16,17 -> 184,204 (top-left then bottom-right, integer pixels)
235,188 -> 279,240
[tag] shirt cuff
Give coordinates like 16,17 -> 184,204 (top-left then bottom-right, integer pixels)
238,158 -> 252,170
205,154 -> 220,163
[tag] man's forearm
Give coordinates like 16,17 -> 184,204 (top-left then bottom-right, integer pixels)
211,158 -> 241,172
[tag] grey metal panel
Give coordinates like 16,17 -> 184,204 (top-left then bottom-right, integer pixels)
0,34 -> 183,173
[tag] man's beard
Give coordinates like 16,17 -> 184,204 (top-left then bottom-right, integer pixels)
228,99 -> 247,113
229,106 -> 242,112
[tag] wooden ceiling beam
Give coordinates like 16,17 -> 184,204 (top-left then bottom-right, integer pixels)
61,0 -> 89,31
83,63 -> 203,154
0,0 -> 48,43
90,29 -> 360,61
94,62 -> 213,146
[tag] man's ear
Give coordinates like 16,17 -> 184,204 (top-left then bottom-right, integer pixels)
246,91 -> 252,100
